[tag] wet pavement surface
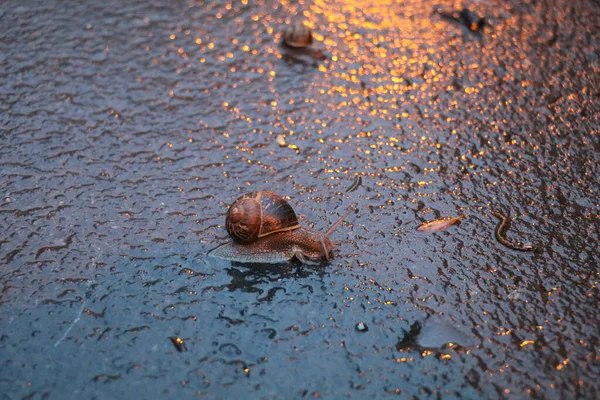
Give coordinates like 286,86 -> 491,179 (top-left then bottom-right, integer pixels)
1,0 -> 599,398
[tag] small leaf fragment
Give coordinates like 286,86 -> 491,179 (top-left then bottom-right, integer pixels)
416,215 -> 464,232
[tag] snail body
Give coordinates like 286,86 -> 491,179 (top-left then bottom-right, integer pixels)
209,191 -> 346,265
210,227 -> 333,265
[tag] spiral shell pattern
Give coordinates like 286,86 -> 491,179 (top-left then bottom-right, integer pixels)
226,191 -> 300,244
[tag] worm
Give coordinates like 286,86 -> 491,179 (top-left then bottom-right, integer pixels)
490,210 -> 537,252
346,176 -> 362,193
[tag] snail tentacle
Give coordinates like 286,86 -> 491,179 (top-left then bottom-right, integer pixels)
325,209 -> 352,237
319,237 -> 330,263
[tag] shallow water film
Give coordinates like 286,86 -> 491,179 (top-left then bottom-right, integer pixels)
1,0 -> 599,398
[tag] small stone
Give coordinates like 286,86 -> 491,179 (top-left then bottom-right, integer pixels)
276,134 -> 286,147
355,322 -> 369,332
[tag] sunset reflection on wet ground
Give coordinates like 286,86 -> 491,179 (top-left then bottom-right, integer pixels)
1,0 -> 599,398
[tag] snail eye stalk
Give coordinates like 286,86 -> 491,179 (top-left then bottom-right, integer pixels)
319,238 -> 330,263
319,209 -> 351,263
325,210 -> 351,237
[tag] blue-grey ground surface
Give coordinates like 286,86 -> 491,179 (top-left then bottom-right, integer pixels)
1,0 -> 599,398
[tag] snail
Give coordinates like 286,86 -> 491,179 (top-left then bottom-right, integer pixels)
208,191 -> 348,265
281,20 -> 313,48
279,20 -> 327,63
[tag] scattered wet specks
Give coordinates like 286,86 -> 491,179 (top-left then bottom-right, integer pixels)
355,322 -> 369,332
35,233 -> 76,259
1,0 -> 598,398
416,216 -> 464,232
346,176 -> 363,193
217,313 -> 245,326
169,336 -> 187,352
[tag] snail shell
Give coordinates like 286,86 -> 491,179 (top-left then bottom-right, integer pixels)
226,191 -> 300,244
282,20 -> 313,48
